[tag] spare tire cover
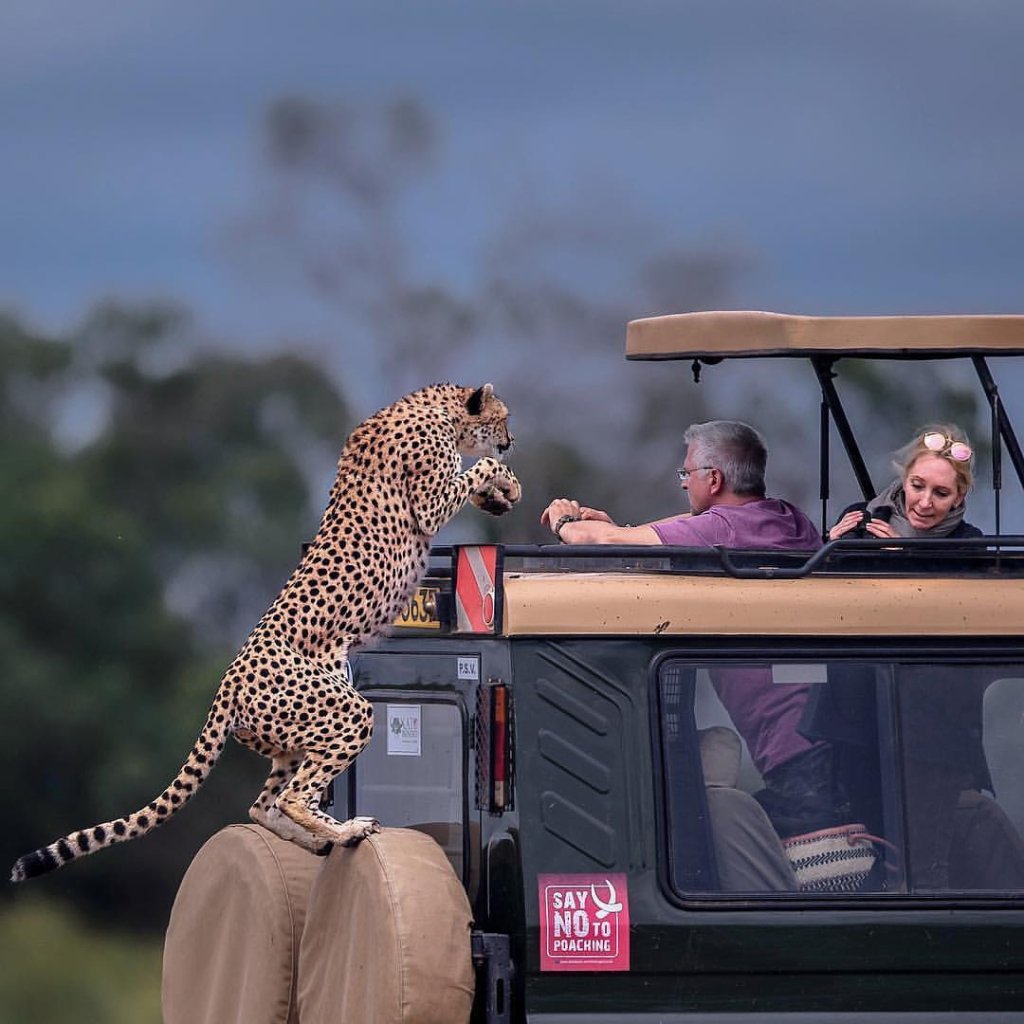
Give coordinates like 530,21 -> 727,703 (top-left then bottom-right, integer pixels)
162,824 -> 321,1024
298,827 -> 474,1024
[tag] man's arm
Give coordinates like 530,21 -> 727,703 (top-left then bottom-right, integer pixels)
556,519 -> 662,545
541,497 -> 663,545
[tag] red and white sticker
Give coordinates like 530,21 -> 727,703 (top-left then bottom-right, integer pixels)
538,873 -> 630,972
455,545 -> 498,632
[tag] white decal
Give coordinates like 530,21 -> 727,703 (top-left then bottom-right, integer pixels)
591,879 -> 623,919
386,704 -> 421,756
772,663 -> 828,685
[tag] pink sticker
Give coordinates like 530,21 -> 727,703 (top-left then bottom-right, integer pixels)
538,873 -> 630,972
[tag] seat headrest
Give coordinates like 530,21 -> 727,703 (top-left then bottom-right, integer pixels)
698,726 -> 742,788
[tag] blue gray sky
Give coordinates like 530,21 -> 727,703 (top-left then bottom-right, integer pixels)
4,0 -> 1024,342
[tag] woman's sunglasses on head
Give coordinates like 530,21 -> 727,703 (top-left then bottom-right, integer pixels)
923,432 -> 972,462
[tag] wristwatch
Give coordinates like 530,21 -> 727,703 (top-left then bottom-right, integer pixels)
553,513 -> 581,541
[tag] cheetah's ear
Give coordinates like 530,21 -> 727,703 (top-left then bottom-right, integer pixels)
466,383 -> 494,416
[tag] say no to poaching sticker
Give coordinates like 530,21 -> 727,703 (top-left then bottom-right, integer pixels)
538,873 -> 630,972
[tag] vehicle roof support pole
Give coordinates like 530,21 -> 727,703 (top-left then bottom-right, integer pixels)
971,355 -> 1024,496
992,387 -> 1003,534
819,394 -> 830,538
811,356 -> 876,502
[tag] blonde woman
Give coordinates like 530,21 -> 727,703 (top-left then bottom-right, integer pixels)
829,426 -> 982,541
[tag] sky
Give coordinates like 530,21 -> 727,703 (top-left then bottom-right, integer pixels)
5,0 -> 1024,334
3,0 -> 1024,521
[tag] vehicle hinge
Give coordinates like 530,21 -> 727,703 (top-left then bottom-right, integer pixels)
471,931 -> 512,1024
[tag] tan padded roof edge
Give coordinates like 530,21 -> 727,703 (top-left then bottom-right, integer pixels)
626,310 -> 1024,360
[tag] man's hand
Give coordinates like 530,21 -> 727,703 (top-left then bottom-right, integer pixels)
540,497 -> 581,532
579,506 -> 615,524
540,499 -> 616,531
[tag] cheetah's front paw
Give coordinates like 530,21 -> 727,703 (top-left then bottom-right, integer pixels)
470,469 -> 522,516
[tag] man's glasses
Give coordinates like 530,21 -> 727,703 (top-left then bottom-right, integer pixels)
676,466 -> 715,482
922,432 -> 972,463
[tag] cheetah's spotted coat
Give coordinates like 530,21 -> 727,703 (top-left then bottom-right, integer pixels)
11,383 -> 520,881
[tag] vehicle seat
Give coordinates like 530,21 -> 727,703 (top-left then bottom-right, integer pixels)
951,788 -> 1024,889
699,726 -> 799,892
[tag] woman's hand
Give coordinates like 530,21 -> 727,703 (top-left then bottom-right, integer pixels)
864,516 -> 897,539
829,509 -> 899,541
828,510 -> 865,540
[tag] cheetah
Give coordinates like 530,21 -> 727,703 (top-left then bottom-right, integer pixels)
11,383 -> 521,881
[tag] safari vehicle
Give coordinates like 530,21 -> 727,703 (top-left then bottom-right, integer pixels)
332,312 -> 1024,1022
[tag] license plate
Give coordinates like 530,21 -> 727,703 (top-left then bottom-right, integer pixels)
394,587 -> 441,630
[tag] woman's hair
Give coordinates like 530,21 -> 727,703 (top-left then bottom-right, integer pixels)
894,423 -> 975,496
683,420 -> 767,497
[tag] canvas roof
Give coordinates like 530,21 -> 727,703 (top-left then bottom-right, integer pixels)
626,310 -> 1024,360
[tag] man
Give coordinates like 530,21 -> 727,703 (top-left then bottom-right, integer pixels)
540,419 -> 821,549
541,420 -> 847,843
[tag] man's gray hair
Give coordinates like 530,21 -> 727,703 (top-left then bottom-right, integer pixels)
683,420 -> 767,497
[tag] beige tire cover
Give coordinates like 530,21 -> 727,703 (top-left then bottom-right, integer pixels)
162,824 -> 322,1024
297,827 -> 475,1024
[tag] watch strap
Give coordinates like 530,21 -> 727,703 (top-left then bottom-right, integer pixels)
553,513 -> 581,541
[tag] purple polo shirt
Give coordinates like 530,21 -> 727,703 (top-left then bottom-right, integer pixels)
708,666 -> 822,776
651,498 -> 822,550
654,498 -> 823,776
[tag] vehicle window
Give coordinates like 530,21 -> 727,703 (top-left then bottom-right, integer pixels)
659,659 -> 1024,899
340,699 -> 467,881
899,667 -> 1024,891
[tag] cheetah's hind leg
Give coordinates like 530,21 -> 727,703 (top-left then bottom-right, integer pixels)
268,680 -> 380,850
275,748 -> 380,852
235,729 -> 329,854
251,751 -> 378,853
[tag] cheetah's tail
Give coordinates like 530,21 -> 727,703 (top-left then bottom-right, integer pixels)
10,710 -> 228,883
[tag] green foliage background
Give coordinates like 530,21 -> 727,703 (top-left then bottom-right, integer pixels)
0,899 -> 162,1024
0,306 -> 358,1019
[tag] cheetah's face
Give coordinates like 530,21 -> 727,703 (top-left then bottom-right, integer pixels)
459,384 -> 514,458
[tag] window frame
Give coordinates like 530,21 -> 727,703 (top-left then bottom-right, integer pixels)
346,688 -> 472,886
650,641 -> 1024,911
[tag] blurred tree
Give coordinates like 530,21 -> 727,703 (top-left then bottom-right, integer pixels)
77,302 -> 353,643
813,357 -> 985,521
229,95 -> 763,541
0,306 -> 354,930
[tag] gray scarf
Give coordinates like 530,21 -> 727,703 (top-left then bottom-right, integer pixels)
866,478 -> 966,538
